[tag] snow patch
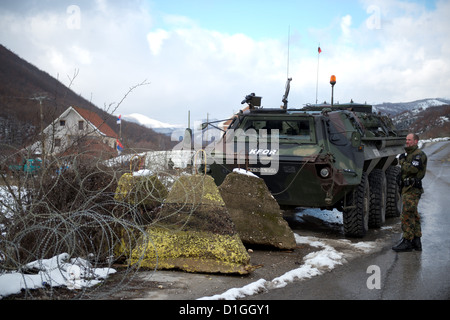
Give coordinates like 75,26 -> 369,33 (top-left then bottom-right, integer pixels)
350,241 -> 378,253
133,169 -> 153,176
295,208 -> 342,224
419,137 -> 450,149
198,279 -> 268,300
121,113 -> 182,129
0,253 -> 116,298
199,234 -> 360,300
232,168 -> 260,179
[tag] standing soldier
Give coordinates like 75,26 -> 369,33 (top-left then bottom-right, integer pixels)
392,133 -> 427,252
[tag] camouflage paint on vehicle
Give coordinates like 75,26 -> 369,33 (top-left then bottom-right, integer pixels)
207,101 -> 406,237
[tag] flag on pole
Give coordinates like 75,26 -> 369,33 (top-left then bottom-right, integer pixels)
316,45 -> 321,104
117,115 -> 121,125
116,139 -> 124,153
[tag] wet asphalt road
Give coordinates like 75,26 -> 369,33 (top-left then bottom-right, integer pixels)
248,140 -> 450,300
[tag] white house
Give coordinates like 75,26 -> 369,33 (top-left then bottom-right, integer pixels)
29,106 -> 119,157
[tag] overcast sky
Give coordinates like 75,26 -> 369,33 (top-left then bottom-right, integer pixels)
1,0 -> 449,126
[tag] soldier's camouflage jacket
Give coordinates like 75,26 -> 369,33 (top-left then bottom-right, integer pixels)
399,145 -> 427,193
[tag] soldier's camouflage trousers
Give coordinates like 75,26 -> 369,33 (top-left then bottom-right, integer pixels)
401,189 -> 422,240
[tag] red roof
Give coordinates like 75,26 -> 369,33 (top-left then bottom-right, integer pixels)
73,106 -> 118,139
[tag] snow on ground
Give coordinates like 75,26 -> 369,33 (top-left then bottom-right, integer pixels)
199,234 -> 379,300
0,253 -> 116,298
197,138 -> 450,301
2,137 -> 447,299
0,186 -> 117,299
295,208 -> 343,224
418,137 -> 449,149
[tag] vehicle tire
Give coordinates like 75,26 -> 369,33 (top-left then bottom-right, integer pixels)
343,172 -> 370,237
368,169 -> 386,228
385,166 -> 402,218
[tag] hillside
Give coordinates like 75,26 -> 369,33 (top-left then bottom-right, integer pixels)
0,44 -> 174,152
1,43 -> 447,154
373,98 -> 450,116
121,113 -> 184,136
392,104 -> 450,139
373,99 -> 450,139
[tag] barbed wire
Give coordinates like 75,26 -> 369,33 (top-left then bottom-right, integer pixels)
0,145 -> 206,299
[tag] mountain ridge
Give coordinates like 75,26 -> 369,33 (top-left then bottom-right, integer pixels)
120,113 -> 185,136
373,98 -> 450,116
1,44 -> 448,148
124,98 -> 450,139
0,44 -> 174,151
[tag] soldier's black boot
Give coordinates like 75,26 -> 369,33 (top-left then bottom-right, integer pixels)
412,237 -> 422,251
392,238 -> 413,252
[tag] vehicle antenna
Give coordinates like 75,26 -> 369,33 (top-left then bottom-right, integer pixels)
286,25 -> 290,79
282,26 -> 292,109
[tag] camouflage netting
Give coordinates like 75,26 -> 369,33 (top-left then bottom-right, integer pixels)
219,172 -> 296,250
122,174 -> 252,274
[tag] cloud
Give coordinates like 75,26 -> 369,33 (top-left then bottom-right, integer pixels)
0,0 -> 449,126
147,29 -> 170,55
140,26 -> 287,121
311,0 -> 450,104
0,1 -> 287,123
340,15 -> 353,37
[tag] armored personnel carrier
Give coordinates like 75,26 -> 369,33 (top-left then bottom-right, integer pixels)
206,79 -> 406,237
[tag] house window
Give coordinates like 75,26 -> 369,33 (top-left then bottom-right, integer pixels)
79,121 -> 84,130
60,120 -> 66,126
55,139 -> 61,147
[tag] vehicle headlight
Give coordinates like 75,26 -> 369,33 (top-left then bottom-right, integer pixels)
320,167 -> 330,178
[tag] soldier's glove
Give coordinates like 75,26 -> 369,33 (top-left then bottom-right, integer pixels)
403,178 -> 422,188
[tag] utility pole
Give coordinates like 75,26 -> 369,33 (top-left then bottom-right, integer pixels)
30,93 -> 50,167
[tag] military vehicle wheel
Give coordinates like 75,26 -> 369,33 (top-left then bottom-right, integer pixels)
368,169 -> 387,228
343,172 -> 370,237
385,166 -> 402,218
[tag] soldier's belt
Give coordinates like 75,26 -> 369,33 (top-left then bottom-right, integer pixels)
403,178 -> 422,188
